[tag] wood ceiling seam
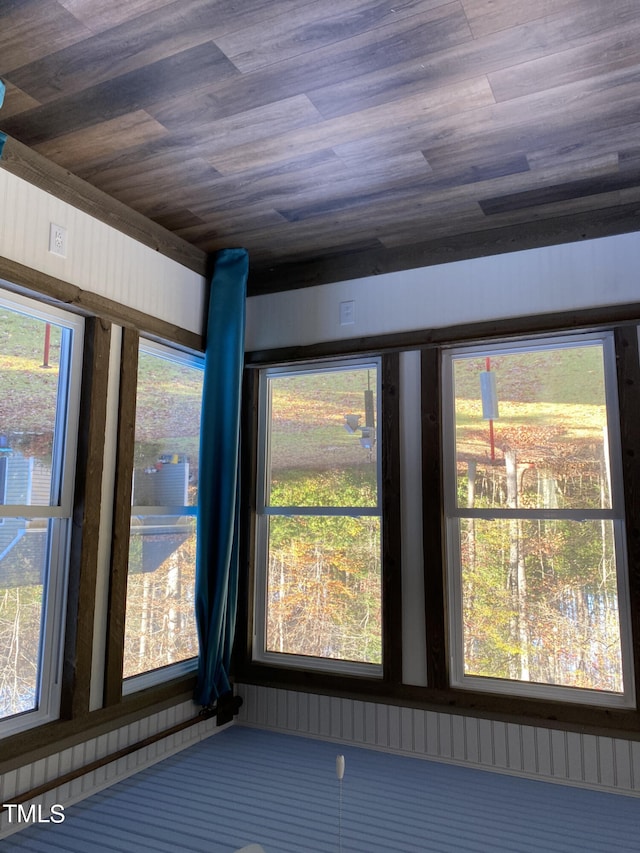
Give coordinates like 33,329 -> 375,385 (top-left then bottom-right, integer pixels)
1,40 -> 240,147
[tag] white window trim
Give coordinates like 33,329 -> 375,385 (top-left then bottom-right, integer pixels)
253,357 -> 384,677
0,289 -> 84,738
442,331 -> 636,709
122,337 -> 203,693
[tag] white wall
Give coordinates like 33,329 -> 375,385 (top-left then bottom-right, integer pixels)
0,169 -> 206,334
246,231 -> 640,350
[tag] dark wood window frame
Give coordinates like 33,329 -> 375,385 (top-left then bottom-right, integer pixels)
0,260 -> 206,768
236,305 -> 640,740
236,353 -> 402,688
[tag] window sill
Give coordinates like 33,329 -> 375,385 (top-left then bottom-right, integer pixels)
234,662 -> 640,740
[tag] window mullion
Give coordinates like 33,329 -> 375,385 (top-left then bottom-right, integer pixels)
450,508 -> 618,521
614,326 -> 640,710
444,331 -> 633,707
254,357 -> 384,672
104,326 -> 139,707
264,506 -> 380,517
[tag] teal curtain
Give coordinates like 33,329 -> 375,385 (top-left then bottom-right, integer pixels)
0,79 -> 6,157
194,248 -> 248,707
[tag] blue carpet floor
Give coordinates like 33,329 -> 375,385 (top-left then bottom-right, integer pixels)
3,726 -> 639,852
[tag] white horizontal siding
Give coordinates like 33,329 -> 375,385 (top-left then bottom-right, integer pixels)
237,684 -> 640,797
0,170 -> 206,334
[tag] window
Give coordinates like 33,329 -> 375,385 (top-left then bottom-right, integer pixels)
254,359 -> 383,675
443,333 -> 634,706
123,340 -> 203,691
0,290 -> 83,735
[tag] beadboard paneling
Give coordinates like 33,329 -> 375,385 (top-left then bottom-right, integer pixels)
4,727 -> 640,853
0,699 -> 223,840
0,169 -> 206,334
245,230 -> 640,352
237,684 -> 640,797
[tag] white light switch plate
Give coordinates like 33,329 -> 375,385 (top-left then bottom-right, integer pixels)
339,300 -> 355,325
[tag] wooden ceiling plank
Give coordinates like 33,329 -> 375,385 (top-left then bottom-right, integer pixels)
480,169 -> 640,216
422,149 -> 620,200
380,185 -> 640,248
188,156 -> 343,216
150,94 -> 324,153
186,150 -> 432,223
188,149 -> 342,215
489,23 -> 640,103
149,208 -> 206,231
526,133 -> 639,174
460,0 -> 595,39
422,66 -> 640,174
305,1 -> 619,121
93,157 -> 221,212
282,146 -> 621,229
58,0 -> 180,33
57,0 -> 311,37
334,148 -> 432,180
0,80 -> 40,120
1,41 -> 239,147
173,209 -> 289,245
208,76 -> 495,176
214,0 -> 462,74
33,111 -> 170,169
73,136 -> 205,186
0,0 -> 92,73
148,1 -> 472,128
6,0 -> 232,105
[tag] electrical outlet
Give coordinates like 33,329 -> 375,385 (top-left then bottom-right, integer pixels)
49,223 -> 67,257
339,300 -> 355,326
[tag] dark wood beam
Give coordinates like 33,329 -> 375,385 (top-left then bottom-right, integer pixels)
61,316 -> 112,719
0,136 -> 207,277
247,202 -> 640,295
0,254 -> 204,351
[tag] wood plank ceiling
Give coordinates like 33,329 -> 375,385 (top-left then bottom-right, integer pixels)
1,0 -> 639,293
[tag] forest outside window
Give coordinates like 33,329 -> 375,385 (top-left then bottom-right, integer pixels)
0,290 -> 83,736
123,340 -> 203,691
254,359 -> 383,675
443,332 -> 635,707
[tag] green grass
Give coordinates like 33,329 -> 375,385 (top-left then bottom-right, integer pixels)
452,345 -> 605,406
0,310 -> 63,440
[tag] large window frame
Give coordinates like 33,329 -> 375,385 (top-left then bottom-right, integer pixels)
0,289 -> 84,738
442,331 -> 635,709
122,337 -> 204,695
253,357 -> 386,677
239,318 -> 640,734
0,261 -> 210,763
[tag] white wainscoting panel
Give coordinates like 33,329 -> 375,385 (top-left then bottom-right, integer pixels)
0,170 -> 205,334
0,700 -> 226,839
237,684 -> 640,797
245,230 -> 640,351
